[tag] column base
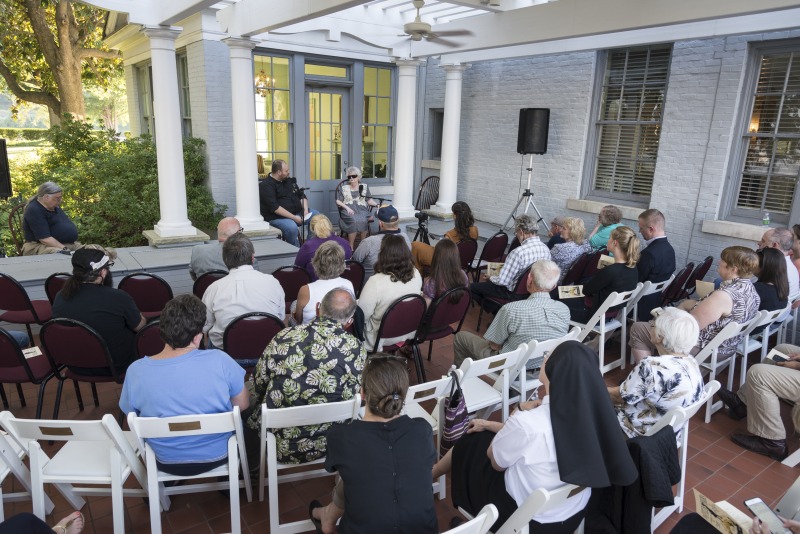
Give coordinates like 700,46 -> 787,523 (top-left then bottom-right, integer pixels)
143,229 -> 210,248
394,205 -> 418,219
234,216 -> 273,232
428,204 -> 455,219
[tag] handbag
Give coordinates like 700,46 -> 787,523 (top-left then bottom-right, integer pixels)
439,369 -> 469,457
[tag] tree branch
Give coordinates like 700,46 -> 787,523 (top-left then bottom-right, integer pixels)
21,0 -> 60,69
79,48 -> 121,60
0,57 -> 61,114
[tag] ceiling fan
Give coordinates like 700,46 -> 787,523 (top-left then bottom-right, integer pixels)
402,0 -> 473,46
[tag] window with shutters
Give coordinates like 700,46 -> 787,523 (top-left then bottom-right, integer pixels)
586,45 -> 672,204
728,43 -> 800,225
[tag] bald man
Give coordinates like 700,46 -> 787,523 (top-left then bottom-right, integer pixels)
189,217 -> 258,280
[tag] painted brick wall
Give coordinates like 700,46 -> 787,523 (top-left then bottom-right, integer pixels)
420,30 -> 800,280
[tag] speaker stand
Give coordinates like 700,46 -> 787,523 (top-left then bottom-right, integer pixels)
502,154 -> 546,235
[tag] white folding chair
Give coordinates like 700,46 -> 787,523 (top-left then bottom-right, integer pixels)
736,307 -> 789,386
695,318 -> 759,422
458,345 -> 531,422
127,406 -> 252,534
570,284 -> 643,375
403,375 -> 454,500
507,328 -> 582,405
646,380 -> 720,530
457,482 -> 586,534
444,504 -> 498,534
0,411 -> 147,534
0,430 -> 55,521
631,275 -> 675,323
777,296 -> 800,345
260,395 -> 361,534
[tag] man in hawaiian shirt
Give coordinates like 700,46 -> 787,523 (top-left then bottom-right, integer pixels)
245,288 -> 366,465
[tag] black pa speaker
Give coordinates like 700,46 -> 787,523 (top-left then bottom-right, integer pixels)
0,139 -> 11,198
516,108 -> 550,155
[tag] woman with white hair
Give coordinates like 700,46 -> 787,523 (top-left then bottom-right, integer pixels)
336,166 -> 379,249
608,307 -> 704,438
294,214 -> 352,280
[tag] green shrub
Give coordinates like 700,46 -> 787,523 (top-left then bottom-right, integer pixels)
0,128 -> 49,142
0,116 -> 225,255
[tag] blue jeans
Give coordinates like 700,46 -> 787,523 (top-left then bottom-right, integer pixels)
270,209 -> 320,247
7,330 -> 30,349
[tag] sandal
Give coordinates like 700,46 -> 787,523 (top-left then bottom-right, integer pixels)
309,500 -> 324,534
54,511 -> 85,534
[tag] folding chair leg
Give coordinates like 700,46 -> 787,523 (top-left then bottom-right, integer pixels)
0,385 -> 7,410
412,345 -> 427,384
476,306 -> 484,331
73,380 -> 83,411
91,383 -> 99,407
35,376 -> 54,419
15,383 -> 25,407
110,449 -> 125,534
228,439 -> 241,534
52,379 -> 65,420
25,323 -> 33,341
427,340 -> 433,362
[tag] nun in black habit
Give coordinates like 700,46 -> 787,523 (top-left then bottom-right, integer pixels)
432,341 -> 638,532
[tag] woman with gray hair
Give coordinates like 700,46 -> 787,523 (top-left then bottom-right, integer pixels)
294,241 -> 356,325
335,166 -> 379,249
22,181 -> 80,255
608,307 -> 704,437
588,204 -> 623,250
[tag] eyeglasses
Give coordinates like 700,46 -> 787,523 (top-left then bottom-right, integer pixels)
347,175 -> 359,179
238,228 -> 244,233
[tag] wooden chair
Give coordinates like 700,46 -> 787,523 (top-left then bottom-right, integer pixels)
632,274 -> 675,322
458,344 -> 531,422
128,407 -> 252,534
0,429 -> 56,520
444,504 -> 498,534
570,284 -> 643,375
7,202 -> 26,256
646,380 -> 721,530
736,307 -> 789,386
259,396 -> 361,533
0,412 -> 147,534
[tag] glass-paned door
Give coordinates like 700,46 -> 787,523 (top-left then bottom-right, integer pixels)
307,87 -> 349,221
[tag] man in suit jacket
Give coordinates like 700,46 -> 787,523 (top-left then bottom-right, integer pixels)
636,209 -> 676,320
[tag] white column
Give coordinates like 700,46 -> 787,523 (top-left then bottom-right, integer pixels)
392,59 -> 422,218
433,63 -> 467,215
141,27 -> 198,238
223,37 -> 270,231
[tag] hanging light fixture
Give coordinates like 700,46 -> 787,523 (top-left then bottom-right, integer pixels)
254,69 -> 274,97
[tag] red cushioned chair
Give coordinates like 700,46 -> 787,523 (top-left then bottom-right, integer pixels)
272,266 -> 312,315
372,294 -> 427,382
412,286 -> 471,362
0,327 -> 56,419
457,239 -> 479,271
44,272 -> 71,305
476,266 -> 532,331
467,231 -> 509,283
0,273 -> 52,339
342,260 -> 366,298
662,263 -> 695,307
39,318 -> 124,420
118,272 -> 173,320
223,312 -> 286,368
192,270 -> 228,300
579,247 -> 608,283
680,255 -> 713,299
134,320 -> 164,360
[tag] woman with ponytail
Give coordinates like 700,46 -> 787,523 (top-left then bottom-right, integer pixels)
310,354 -> 438,534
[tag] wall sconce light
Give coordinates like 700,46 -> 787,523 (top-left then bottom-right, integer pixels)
255,70 -> 274,97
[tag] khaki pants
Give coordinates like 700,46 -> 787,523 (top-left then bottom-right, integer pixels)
737,343 -> 800,440
21,241 -> 117,259
453,331 -> 498,367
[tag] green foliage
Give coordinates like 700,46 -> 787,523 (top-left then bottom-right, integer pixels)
0,127 -> 48,141
0,116 -> 226,255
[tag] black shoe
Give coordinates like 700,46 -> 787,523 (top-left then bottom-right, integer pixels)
718,388 -> 747,420
309,500 -> 324,534
731,433 -> 788,461
449,517 -> 465,529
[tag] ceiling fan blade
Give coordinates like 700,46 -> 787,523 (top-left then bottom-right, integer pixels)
434,29 -> 473,37
426,35 -> 461,47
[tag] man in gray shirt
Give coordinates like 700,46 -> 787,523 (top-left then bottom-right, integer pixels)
190,217 -> 258,280
351,205 -> 410,279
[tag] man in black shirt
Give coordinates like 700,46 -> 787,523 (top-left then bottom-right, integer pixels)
22,181 -> 80,255
258,159 -> 318,246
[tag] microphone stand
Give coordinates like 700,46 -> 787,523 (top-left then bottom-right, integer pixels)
288,177 -> 311,243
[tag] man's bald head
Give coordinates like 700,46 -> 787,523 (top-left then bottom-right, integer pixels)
319,288 -> 357,324
217,217 -> 242,243
759,227 -> 794,254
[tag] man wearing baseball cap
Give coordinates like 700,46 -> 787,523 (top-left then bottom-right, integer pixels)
351,205 -> 410,280
52,248 -> 146,375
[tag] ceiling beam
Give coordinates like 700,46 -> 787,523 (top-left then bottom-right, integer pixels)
157,0 -> 220,26
411,0 -> 800,56
217,0 -> 371,37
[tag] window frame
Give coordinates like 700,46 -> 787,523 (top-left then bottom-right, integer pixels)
724,39 -> 800,226
177,53 -> 192,138
253,52 -> 294,169
582,44 -> 673,207
136,62 -> 154,136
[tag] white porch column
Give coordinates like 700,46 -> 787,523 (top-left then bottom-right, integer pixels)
223,37 -> 270,231
141,27 -> 198,238
432,63 -> 467,216
392,59 -> 422,218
